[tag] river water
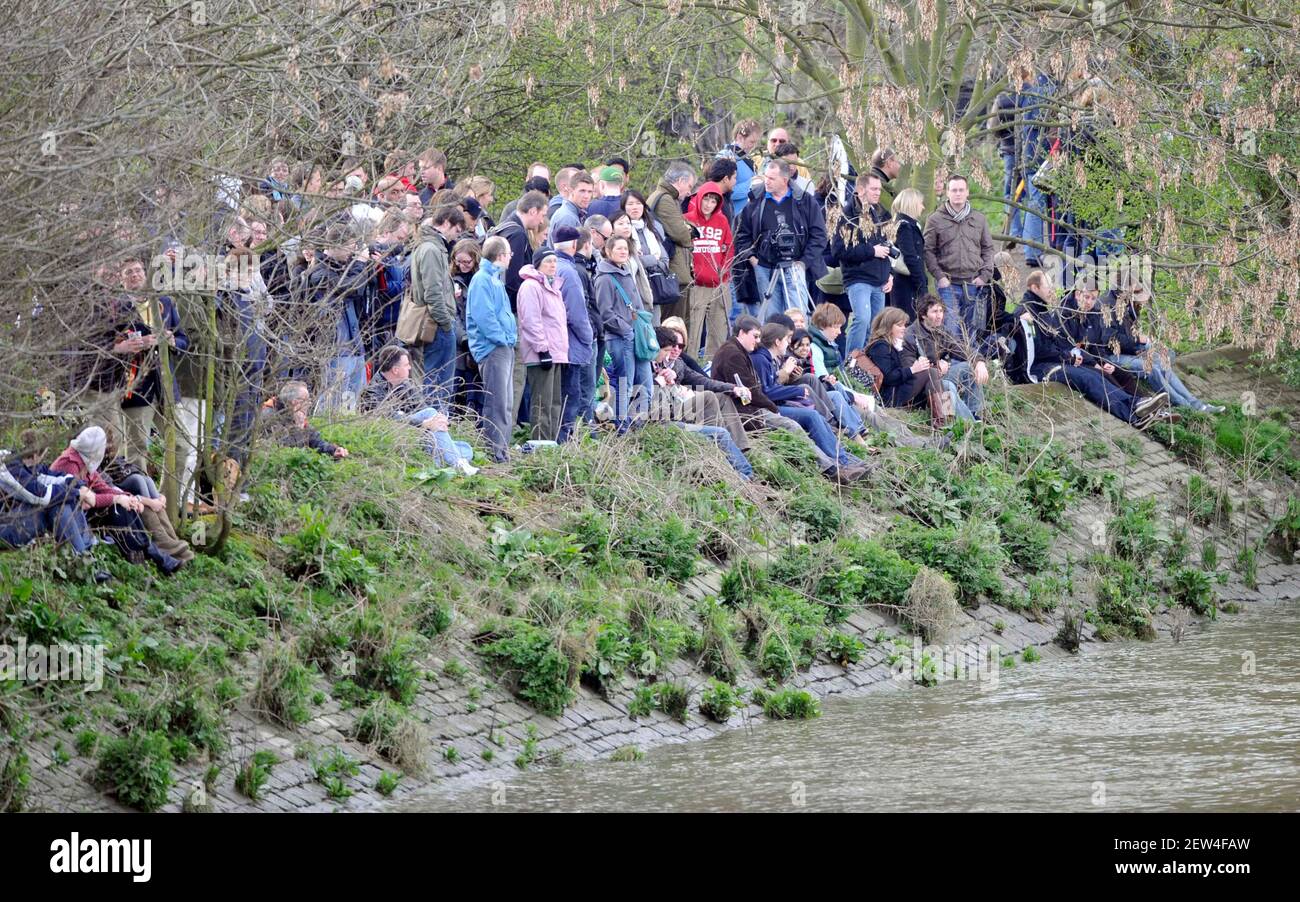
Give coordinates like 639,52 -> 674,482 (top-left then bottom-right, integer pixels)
404,601 -> 1300,812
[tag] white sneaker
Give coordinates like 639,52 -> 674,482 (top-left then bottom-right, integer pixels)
455,459 -> 479,477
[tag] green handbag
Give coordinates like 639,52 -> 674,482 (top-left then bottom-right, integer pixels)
612,276 -> 660,362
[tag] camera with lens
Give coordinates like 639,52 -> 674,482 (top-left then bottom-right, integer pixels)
765,223 -> 799,263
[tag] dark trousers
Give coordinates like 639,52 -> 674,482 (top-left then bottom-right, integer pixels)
559,356 -> 595,444
1034,362 -> 1138,423
0,503 -> 93,554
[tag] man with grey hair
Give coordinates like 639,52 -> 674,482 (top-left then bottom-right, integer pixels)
734,159 -> 828,320
648,161 -> 698,326
263,381 -> 350,458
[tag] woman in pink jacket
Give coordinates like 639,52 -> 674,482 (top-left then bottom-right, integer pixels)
517,248 -> 571,441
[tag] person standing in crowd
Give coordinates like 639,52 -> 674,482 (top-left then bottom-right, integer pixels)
735,160 -> 828,321
648,162 -> 698,326
466,237 -> 518,462
869,147 -> 902,212
1016,69 -> 1057,267
416,148 -> 449,207
773,142 -> 814,193
593,234 -> 652,430
500,164 -> 551,221
450,238 -> 484,417
406,205 -> 465,406
683,179 -> 734,360
517,247 -> 571,442
552,226 -> 596,443
761,126 -> 791,172
704,157 -> 738,224
833,173 -> 896,355
716,118 -> 762,219
991,91 -> 1021,245
886,187 -> 929,322
923,174 -> 994,341
549,170 -> 594,241
491,190 -> 549,307
461,176 -> 497,238
585,166 -> 626,221
305,224 -> 371,413
620,192 -> 670,290
365,210 -> 412,358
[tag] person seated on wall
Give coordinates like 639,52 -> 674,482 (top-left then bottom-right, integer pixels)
261,381 -> 352,459
1001,270 -> 1172,429
48,426 -> 184,574
0,430 -> 108,582
361,344 -> 479,476
902,294 -> 990,421
1104,282 -> 1225,414
651,325 -> 754,456
750,320 -> 875,463
865,307 -> 971,422
710,316 -> 868,483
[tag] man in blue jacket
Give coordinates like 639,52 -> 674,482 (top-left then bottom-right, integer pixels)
466,236 -> 518,462
551,226 -> 596,443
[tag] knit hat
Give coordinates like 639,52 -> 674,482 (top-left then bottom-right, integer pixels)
532,247 -> 557,267
461,196 -> 483,218
70,426 -> 107,472
552,225 -> 580,245
597,165 -> 625,184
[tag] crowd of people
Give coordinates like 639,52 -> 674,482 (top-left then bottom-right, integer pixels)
3,119 -> 1226,578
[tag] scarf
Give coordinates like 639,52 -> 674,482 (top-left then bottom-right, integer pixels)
945,201 -> 972,222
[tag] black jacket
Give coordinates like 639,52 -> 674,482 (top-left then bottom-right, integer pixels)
1056,293 -> 1116,366
887,213 -> 928,318
866,339 -> 921,408
488,213 -> 534,307
733,181 -> 828,279
832,195 -> 895,288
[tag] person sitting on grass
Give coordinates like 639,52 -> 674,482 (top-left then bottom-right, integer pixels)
361,345 -> 479,476
101,425 -> 194,565
49,426 -> 183,574
1,430 -> 108,582
262,381 -> 352,459
902,294 -> 989,420
866,307 -> 972,422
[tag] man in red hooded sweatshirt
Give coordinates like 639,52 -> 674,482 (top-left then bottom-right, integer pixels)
684,181 -> 734,361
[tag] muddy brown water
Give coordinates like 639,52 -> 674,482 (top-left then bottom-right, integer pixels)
400,602 -> 1300,812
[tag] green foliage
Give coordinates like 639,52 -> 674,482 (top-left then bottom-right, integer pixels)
414,597 -> 455,640
280,505 -> 378,597
812,537 -> 918,620
1168,568 -> 1216,617
254,645 -> 314,726
235,750 -> 278,801
609,745 -> 644,762
514,724 -> 540,770
94,731 -> 174,812
824,631 -> 866,667
883,521 -> 1004,604
376,771 -> 401,796
653,682 -> 690,723
750,428 -> 824,488
133,687 -> 226,762
1089,555 -> 1157,641
756,588 -> 826,680
74,730 -> 99,757
313,747 -> 360,801
1183,475 -> 1233,526
347,610 -> 421,705
479,621 -> 576,716
1269,496 -> 1300,560
617,515 -> 699,583
0,742 -> 30,813
1022,646 -> 1042,664
787,490 -> 844,542
443,746 -> 460,764
1019,464 -> 1074,524
627,684 -> 656,719
1236,544 -> 1259,590
1110,498 -> 1161,562
696,599 -> 742,683
756,688 -> 821,720
997,508 -> 1052,571
720,559 -> 767,608
698,680 -> 743,723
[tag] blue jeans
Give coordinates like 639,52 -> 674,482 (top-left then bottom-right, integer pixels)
606,334 -> 653,429
559,354 -> 595,443
777,404 -> 860,466
0,503 -> 93,555
846,282 -> 886,354
826,385 -> 866,437
421,327 -> 457,409
1110,352 -> 1205,409
408,407 -> 474,466
318,353 -> 365,414
940,378 -> 974,421
937,283 -> 988,341
945,361 -> 984,419
1022,180 -> 1047,263
756,262 -> 811,321
671,422 -> 752,479
1002,153 -> 1023,239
